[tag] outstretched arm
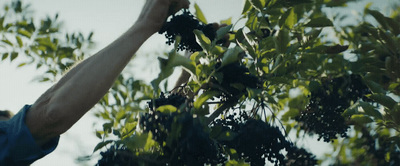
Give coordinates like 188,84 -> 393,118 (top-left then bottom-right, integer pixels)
26,0 -> 189,147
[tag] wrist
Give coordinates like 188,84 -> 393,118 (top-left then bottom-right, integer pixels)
134,19 -> 162,35
129,21 -> 157,38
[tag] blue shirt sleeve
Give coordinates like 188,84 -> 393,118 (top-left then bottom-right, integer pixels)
0,105 -> 60,165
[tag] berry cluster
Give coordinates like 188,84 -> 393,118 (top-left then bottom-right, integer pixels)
211,112 -> 316,166
158,10 -> 217,52
296,74 -> 371,142
96,145 -> 135,166
140,93 -> 224,165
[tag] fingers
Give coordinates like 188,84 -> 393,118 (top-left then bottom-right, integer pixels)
169,0 -> 190,15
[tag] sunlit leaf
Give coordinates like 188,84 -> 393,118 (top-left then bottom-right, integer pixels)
194,29 -> 211,51
16,36 -> 23,47
249,0 -> 266,12
280,8 -> 297,29
1,39 -> 13,46
194,91 -> 220,109
242,0 -> 253,14
156,105 -> 177,114
194,3 -> 207,24
17,29 -> 32,38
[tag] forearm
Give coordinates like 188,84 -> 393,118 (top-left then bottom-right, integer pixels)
25,0 -> 190,147
52,23 -> 153,120
27,22 -> 154,145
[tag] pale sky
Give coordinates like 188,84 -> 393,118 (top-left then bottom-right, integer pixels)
0,0 -> 396,165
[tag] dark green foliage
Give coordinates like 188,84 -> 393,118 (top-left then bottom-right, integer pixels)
212,62 -> 261,99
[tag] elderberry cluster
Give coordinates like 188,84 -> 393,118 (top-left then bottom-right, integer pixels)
296,74 -> 371,142
211,112 -> 316,166
96,145 -> 135,166
158,10 -> 217,52
140,93 -> 224,165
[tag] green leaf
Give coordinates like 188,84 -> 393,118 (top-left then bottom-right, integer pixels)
211,46 -> 227,55
280,8 -> 297,29
364,80 -> 386,94
274,28 -> 290,54
368,94 -> 396,110
2,53 -> 9,61
249,0 -> 266,12
194,29 -> 211,51
156,105 -> 177,114
342,104 -> 359,117
282,108 -> 299,121
17,29 -> 32,38
95,131 -> 103,139
351,114 -> 373,124
365,9 -> 388,29
359,102 -> 382,119
93,140 -> 113,152
305,17 -> 333,27
16,36 -> 23,47
10,52 -> 18,61
216,24 -> 232,41
102,122 -> 113,133
123,133 -> 155,150
194,3 -> 207,24
151,47 -> 195,91
235,28 -> 256,58
325,44 -> 349,54
193,103 -> 210,116
221,46 -> 243,67
194,91 -> 220,109
220,18 -> 232,25
242,0 -> 253,14
17,62 -> 26,67
1,39 -> 13,46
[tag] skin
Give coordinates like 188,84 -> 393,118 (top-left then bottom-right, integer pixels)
24,0 -> 190,147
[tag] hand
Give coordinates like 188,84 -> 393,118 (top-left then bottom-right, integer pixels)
136,0 -> 190,34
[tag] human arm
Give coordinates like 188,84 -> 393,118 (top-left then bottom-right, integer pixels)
25,0 -> 189,147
